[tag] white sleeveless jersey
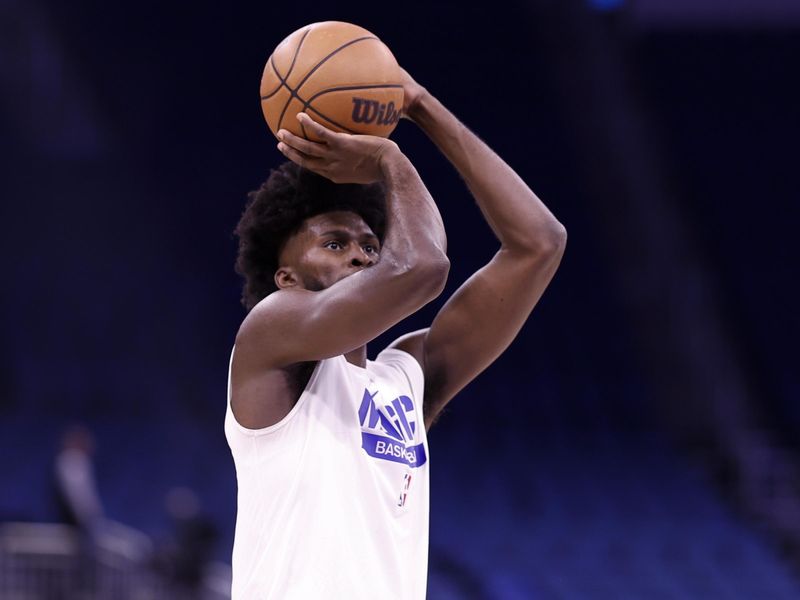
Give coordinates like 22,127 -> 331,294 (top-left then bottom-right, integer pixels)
224,347 -> 430,599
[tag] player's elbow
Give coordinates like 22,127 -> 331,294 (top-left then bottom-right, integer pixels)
547,221 -> 568,260
538,222 -> 567,270
419,252 -> 450,299
506,220 -> 566,268
389,249 -> 449,302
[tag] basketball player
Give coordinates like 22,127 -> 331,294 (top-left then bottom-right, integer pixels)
226,68 -> 566,598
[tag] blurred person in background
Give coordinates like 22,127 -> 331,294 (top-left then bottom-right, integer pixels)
52,423 -> 104,596
53,424 -> 104,532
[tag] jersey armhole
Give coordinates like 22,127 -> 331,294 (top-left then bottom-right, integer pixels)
226,345 -> 325,437
375,347 -> 425,405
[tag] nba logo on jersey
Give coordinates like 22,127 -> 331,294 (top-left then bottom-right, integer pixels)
358,388 -> 427,468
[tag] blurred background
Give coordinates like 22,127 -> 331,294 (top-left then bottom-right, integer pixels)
1,0 -> 799,598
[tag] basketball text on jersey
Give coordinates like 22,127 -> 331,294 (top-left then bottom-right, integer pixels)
358,389 -> 427,467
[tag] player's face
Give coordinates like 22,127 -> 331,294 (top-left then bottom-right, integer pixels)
278,211 -> 381,291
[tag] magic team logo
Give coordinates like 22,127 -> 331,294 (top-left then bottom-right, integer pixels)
358,389 -> 427,468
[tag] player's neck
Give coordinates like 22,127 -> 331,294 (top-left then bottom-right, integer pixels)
344,345 -> 368,369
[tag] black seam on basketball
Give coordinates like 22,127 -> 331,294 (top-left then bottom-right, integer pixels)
270,54 -> 283,80
276,29 -> 312,131
284,29 -> 310,82
305,106 -> 359,135
294,36 -> 379,95
269,32 -> 384,135
260,57 -> 284,100
306,83 -> 404,103
270,55 -> 289,96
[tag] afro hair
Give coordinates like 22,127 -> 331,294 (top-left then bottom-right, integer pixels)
234,161 -> 387,311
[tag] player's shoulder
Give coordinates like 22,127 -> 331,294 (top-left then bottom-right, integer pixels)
233,288 -> 318,373
237,288 -> 310,337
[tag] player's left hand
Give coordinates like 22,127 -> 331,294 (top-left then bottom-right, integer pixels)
277,112 -> 399,185
397,67 -> 428,122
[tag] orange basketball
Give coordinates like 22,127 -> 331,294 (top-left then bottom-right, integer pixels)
260,21 -> 403,141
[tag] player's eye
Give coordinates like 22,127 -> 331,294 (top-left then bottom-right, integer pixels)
363,244 -> 378,254
325,240 -> 344,250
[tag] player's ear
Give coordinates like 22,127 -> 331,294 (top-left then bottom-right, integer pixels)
274,267 -> 298,289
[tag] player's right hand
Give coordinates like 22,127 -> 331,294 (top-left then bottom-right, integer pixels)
277,112 -> 400,185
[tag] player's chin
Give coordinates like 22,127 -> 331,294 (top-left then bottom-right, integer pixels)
306,272 -> 350,291
334,272 -> 355,285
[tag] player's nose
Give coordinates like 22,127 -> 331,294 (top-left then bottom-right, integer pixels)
350,247 -> 376,268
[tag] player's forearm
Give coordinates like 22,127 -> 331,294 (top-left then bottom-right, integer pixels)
409,93 -> 566,256
378,145 -> 449,272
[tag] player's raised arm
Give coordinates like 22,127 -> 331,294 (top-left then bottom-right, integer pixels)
235,113 -> 449,370
391,70 -> 567,429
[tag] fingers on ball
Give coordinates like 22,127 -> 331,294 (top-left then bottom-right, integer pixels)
279,131 -> 325,157
278,142 -> 323,171
296,138 -> 327,157
277,142 -> 303,164
297,112 -> 329,135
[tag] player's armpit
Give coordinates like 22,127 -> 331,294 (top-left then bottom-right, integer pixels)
413,242 -> 565,430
